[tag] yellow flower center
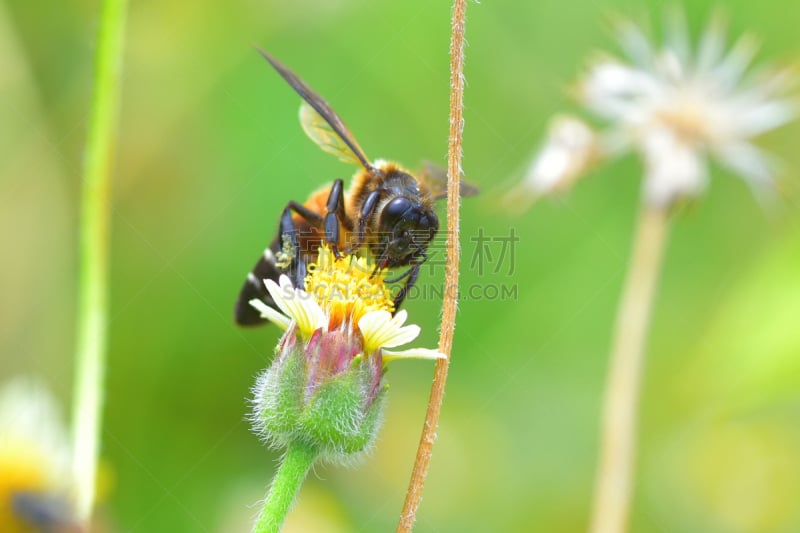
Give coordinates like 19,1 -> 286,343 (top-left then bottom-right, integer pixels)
304,245 -> 394,330
654,93 -> 715,145
0,448 -> 51,532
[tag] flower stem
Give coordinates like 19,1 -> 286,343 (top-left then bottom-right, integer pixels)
396,1 -> 467,530
253,442 -> 319,533
71,0 -> 128,523
589,206 -> 669,533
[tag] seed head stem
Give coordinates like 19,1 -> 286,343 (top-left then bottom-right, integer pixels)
590,206 -> 669,533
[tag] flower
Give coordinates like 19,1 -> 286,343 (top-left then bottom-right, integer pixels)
249,245 -> 443,460
0,378 -> 77,532
506,115 -> 599,207
251,245 -> 442,362
521,11 -> 797,207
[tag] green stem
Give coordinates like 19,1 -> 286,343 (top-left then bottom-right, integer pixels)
71,0 -> 128,523
254,442 -> 319,533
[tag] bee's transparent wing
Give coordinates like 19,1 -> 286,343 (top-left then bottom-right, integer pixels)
299,102 -> 366,168
418,160 -> 479,200
257,48 -> 372,170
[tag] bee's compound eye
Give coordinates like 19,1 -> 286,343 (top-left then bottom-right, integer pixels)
381,197 -> 412,226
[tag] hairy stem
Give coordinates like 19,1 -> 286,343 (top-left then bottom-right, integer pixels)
589,206 -> 669,533
71,0 -> 128,522
253,442 -> 318,533
396,1 -> 467,531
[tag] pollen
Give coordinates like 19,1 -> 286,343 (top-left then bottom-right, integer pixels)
305,245 -> 394,330
275,235 -> 296,270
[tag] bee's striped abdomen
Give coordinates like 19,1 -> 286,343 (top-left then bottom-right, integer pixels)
234,245 -> 284,326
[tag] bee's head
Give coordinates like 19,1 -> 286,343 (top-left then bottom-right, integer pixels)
375,197 -> 438,268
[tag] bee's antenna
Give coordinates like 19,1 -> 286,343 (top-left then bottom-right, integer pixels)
370,261 -> 382,279
372,247 -> 390,279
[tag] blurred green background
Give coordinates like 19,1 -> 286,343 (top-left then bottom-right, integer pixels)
2,0 -> 800,531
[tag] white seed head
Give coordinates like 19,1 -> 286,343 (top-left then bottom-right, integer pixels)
522,115 -> 599,195
574,12 -> 797,207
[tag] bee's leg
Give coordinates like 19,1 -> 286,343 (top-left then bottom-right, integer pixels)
384,245 -> 428,283
323,179 -> 348,257
384,265 -> 415,284
287,201 -> 323,227
392,263 -> 421,311
285,200 -> 325,272
278,205 -> 307,287
388,245 -> 428,309
235,202 -> 315,326
345,190 -> 381,255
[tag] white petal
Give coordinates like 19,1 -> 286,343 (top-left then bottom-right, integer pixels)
713,141 -> 775,187
382,325 -> 421,348
293,295 -> 326,338
714,33 -> 759,90
359,309 -> 391,330
655,50 -> 685,83
614,18 -> 653,67
696,14 -> 727,74
664,7 -> 691,68
264,275 -> 326,337
581,60 -> 660,122
359,309 -> 421,353
641,129 -> 708,206
382,348 -> 446,363
730,99 -> 797,137
264,276 -> 295,320
757,66 -> 799,98
248,299 -> 291,330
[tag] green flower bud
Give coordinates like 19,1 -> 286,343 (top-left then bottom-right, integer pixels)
252,326 -> 387,463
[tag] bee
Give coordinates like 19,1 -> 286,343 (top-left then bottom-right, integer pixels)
234,50 -> 477,326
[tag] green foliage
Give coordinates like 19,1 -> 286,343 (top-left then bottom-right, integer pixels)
2,0 -> 800,531
686,231 -> 800,413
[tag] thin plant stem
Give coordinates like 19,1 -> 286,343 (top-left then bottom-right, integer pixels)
71,0 -> 128,522
396,0 -> 467,530
589,206 -> 669,533
253,442 -> 319,533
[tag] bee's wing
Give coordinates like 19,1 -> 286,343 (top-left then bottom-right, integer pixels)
299,102 -> 366,168
418,160 -> 480,200
257,48 -> 372,170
